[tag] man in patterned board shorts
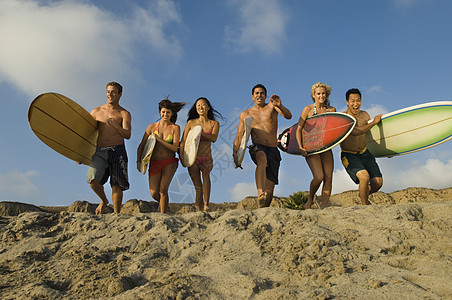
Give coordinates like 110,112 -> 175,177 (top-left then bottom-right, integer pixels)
87,82 -> 131,214
340,88 -> 383,205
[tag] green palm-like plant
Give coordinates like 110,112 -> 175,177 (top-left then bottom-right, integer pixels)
284,191 -> 309,210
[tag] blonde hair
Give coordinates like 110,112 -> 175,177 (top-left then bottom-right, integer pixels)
310,82 -> 332,106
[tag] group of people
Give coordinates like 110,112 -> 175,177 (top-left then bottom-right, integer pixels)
87,81 -> 383,214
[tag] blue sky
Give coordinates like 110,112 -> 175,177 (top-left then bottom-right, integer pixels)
1,0 -> 451,207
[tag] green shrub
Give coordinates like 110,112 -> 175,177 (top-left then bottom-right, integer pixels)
284,191 -> 309,210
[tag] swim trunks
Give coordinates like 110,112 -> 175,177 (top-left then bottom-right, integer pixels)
148,157 -> 178,178
87,144 -> 129,190
249,144 -> 281,184
341,148 -> 382,184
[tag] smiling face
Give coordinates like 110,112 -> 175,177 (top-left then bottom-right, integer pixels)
160,107 -> 173,122
346,93 -> 362,116
252,87 -> 267,107
106,85 -> 121,105
312,87 -> 327,105
196,98 -> 210,116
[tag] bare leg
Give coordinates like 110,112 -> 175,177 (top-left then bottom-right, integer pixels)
159,161 -> 178,213
319,151 -> 333,209
356,170 -> 371,205
370,177 -> 383,194
200,159 -> 213,211
305,154 -> 324,209
263,179 -> 275,207
90,179 -> 109,215
254,151 -> 268,199
149,173 -> 162,201
201,171 -> 211,211
111,185 -> 123,213
188,164 -> 204,211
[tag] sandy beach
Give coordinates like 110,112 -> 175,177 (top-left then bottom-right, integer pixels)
1,187 -> 451,299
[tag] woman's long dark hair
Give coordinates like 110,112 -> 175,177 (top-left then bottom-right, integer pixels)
187,97 -> 223,122
159,97 -> 186,123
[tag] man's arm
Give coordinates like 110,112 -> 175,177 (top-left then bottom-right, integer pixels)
270,95 -> 292,119
351,113 -> 382,136
107,110 -> 132,139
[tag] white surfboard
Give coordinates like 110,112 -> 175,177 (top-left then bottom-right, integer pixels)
235,117 -> 254,168
366,101 -> 452,157
139,134 -> 156,174
182,125 -> 202,167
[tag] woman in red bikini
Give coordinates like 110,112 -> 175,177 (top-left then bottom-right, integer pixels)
137,98 -> 185,213
180,97 -> 222,211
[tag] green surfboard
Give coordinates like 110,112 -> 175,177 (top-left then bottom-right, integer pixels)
366,101 -> 452,157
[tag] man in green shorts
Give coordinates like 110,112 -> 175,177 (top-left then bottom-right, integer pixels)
340,88 -> 383,205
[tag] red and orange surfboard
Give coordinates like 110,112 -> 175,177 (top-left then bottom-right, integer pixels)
278,112 -> 356,156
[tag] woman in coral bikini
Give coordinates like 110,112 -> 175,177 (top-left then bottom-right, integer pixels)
137,98 -> 185,213
180,97 -> 222,211
296,82 -> 336,209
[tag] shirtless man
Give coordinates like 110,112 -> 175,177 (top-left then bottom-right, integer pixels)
233,84 -> 292,207
340,88 -> 383,205
87,82 -> 132,214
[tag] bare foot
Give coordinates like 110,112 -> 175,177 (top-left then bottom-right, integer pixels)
320,199 -> 329,209
264,194 -> 272,207
195,202 -> 203,211
95,201 -> 108,215
257,193 -> 266,208
204,205 -> 210,212
304,199 -> 313,210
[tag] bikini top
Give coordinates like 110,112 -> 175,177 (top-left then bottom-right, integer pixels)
154,121 -> 173,144
196,120 -> 214,141
313,105 -> 329,115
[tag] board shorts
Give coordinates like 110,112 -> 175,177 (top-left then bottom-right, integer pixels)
249,144 -> 281,184
87,144 -> 129,191
341,148 -> 382,184
148,157 -> 178,178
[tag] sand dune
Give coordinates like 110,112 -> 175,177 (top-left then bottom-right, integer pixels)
0,188 -> 451,299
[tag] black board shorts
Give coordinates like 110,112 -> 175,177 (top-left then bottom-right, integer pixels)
87,144 -> 129,191
249,144 -> 281,184
341,149 -> 382,184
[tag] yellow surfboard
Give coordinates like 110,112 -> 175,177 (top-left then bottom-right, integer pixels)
28,93 -> 98,165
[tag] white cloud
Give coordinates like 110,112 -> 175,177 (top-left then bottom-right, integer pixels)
224,0 -> 288,55
366,104 -> 388,118
0,0 -> 184,107
332,157 -> 452,195
365,86 -> 382,94
331,167 -> 360,194
131,0 -> 184,59
0,170 -> 39,199
380,158 -> 452,191
229,181 -> 256,201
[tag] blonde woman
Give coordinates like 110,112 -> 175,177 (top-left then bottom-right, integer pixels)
296,82 -> 336,209
180,97 -> 221,211
137,98 -> 185,213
